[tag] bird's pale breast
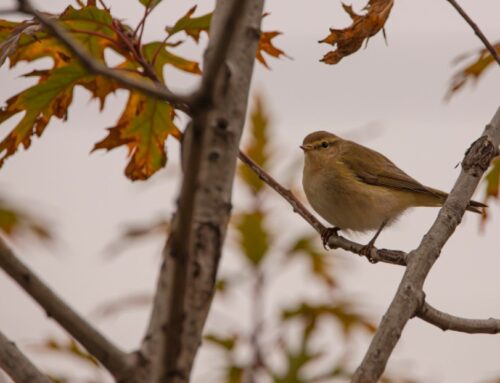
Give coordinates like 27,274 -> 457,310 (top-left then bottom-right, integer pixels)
303,161 -> 414,232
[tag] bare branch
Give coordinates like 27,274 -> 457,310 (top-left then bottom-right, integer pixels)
15,0 -> 191,113
352,106 -> 500,383
418,301 -> 500,334
445,0 -> 500,67
238,151 -> 408,266
0,236 -> 131,380
0,330 -> 51,383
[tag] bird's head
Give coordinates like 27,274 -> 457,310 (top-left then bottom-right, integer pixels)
300,131 -> 341,163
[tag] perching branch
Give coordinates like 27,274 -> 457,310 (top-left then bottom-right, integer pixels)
0,330 -> 51,383
0,237 -> 132,381
445,0 -> 500,67
418,301 -> 500,334
352,106 -> 500,383
238,151 -> 408,266
15,0 -> 191,113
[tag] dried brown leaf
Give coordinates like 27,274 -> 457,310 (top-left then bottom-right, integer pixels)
320,0 -> 393,64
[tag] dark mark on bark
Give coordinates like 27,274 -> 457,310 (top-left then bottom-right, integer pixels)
462,136 -> 497,172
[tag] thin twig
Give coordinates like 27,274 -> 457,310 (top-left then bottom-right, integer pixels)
0,236 -> 132,380
446,0 -> 500,66
238,151 -> 408,266
135,3 -> 154,44
352,106 -> 500,383
0,330 -> 51,383
418,301 -> 500,334
16,0 -> 191,114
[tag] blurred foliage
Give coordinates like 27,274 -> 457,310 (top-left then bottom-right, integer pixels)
482,156 -> 500,224
446,42 -> 500,100
31,336 -> 106,383
104,217 -> 169,257
238,95 -> 271,193
234,210 -> 271,267
0,197 -> 52,243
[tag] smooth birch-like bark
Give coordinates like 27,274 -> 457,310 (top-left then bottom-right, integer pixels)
141,1 -> 265,382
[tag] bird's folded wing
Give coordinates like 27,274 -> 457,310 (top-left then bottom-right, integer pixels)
342,142 -> 440,197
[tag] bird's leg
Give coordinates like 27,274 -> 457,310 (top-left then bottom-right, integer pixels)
321,226 -> 341,250
360,220 -> 388,263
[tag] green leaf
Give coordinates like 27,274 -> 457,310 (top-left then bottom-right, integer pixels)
0,64 -> 89,167
166,6 -> 212,43
234,210 -> 271,267
93,91 -> 181,180
142,41 -> 201,82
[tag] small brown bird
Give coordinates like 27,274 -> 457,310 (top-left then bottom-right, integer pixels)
301,131 -> 485,256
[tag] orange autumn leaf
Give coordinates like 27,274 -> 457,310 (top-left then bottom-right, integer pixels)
320,0 -> 393,65
256,31 -> 286,68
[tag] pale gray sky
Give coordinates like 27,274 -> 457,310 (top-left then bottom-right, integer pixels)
1,0 -> 500,382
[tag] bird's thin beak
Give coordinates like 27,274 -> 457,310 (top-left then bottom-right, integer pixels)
300,144 -> 312,152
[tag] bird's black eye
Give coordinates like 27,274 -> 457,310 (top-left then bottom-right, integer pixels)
321,141 -> 329,148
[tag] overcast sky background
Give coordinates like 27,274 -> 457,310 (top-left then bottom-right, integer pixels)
1,0 -> 500,382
